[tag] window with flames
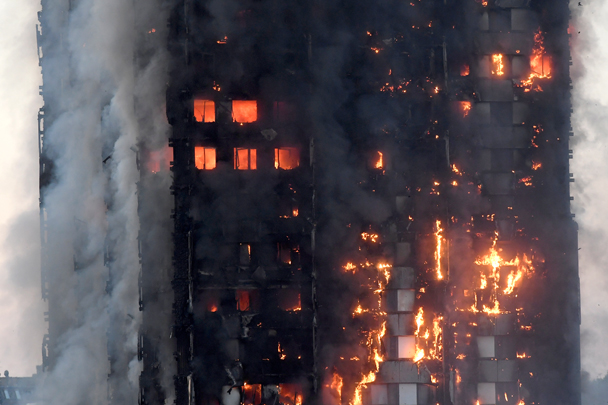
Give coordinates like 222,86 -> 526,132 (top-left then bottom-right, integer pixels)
232,100 -> 257,123
194,147 -> 216,170
234,148 -> 257,170
194,99 -> 215,123
274,147 -> 300,170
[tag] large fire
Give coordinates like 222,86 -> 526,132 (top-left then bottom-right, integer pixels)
232,100 -> 257,123
194,99 -> 215,122
518,28 -> 552,92
194,146 -> 216,170
469,232 -> 536,315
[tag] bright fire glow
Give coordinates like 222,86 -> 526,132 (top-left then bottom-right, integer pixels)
519,176 -> 533,187
460,101 -> 472,117
519,28 -> 552,92
374,151 -> 384,169
194,99 -> 215,122
234,148 -> 257,170
330,372 -> 343,403
275,147 -> 300,170
460,64 -> 470,76
361,232 -> 379,243
532,161 -> 542,170
232,100 -> 257,123
195,147 -> 216,170
435,220 -> 444,280
491,54 -> 505,76
470,232 -> 537,314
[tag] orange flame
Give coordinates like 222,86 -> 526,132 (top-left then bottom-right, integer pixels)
460,101 -> 472,117
374,151 -> 384,169
330,372 -> 343,403
232,100 -> 257,123
435,220 -> 444,280
518,28 -> 552,92
361,232 -> 379,243
491,54 -> 505,76
460,64 -> 470,76
532,161 -> 542,170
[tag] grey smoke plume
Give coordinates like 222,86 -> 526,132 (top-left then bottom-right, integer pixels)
35,0 -> 171,403
571,0 -> 608,385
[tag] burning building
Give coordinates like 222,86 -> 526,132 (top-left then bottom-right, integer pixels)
36,0 -> 579,404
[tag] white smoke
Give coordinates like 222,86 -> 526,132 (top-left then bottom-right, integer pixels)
34,0 -> 171,403
571,0 -> 608,382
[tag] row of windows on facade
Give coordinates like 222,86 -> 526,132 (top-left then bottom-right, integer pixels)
195,146 -> 300,170
194,100 -> 296,124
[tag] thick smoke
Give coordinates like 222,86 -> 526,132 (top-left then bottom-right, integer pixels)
36,0 -> 171,403
570,0 -> 608,384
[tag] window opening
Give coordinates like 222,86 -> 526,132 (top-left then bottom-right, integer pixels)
232,100 -> 257,123
234,148 -> 257,170
195,147 -> 216,170
194,99 -> 215,123
274,147 -> 300,170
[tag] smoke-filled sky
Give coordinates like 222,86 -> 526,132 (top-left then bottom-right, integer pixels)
0,0 -> 607,397
0,0 -> 45,376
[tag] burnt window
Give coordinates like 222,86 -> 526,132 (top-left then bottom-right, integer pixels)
490,103 -> 513,126
236,290 -> 251,311
194,99 -> 215,122
273,101 -> 296,123
202,292 -> 220,312
194,147 -> 216,170
243,384 -> 262,405
232,100 -> 257,123
277,242 -> 292,265
278,290 -> 301,312
239,243 -> 251,266
274,147 -> 300,170
234,148 -> 257,170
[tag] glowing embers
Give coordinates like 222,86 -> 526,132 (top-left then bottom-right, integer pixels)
460,64 -> 470,76
193,99 -> 215,122
491,54 -> 505,76
232,100 -> 257,123
194,147 -> 216,170
234,148 -> 257,170
274,147 -> 300,170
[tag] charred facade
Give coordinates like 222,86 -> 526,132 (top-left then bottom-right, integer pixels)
37,0 -> 579,404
